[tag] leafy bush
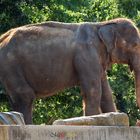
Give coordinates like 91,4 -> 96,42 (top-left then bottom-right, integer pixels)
108,64 -> 140,125
33,87 -> 82,124
85,0 -> 121,22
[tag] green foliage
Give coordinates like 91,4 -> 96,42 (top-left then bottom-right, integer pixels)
0,0 -> 140,125
108,64 -> 140,125
85,0 -> 121,22
117,0 -> 140,18
0,0 -> 29,33
0,83 -> 10,112
33,87 -> 82,124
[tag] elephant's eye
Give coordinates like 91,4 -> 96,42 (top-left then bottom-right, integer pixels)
122,40 -> 127,45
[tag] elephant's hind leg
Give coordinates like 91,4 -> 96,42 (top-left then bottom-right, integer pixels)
3,71 -> 35,124
81,79 -> 102,116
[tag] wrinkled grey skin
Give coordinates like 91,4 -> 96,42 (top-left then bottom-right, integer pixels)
0,18 -> 140,124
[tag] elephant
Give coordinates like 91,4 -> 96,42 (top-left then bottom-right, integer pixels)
0,18 -> 140,124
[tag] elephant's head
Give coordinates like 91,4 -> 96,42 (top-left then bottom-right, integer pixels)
98,18 -> 140,109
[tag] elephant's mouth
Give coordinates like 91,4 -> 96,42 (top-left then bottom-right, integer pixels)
128,58 -> 134,72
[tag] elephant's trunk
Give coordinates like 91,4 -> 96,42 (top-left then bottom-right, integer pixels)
134,70 -> 140,109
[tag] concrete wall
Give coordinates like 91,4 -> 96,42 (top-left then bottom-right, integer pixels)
0,125 -> 140,140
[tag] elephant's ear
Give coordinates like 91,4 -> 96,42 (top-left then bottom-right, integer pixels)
98,25 -> 117,53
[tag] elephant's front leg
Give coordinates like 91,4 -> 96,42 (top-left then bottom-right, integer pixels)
101,72 -> 117,113
81,77 -> 102,116
74,51 -> 102,115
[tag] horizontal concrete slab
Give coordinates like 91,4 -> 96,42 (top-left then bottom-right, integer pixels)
0,125 -> 140,140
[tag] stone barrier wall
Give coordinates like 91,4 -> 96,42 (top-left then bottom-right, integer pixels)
0,125 -> 140,140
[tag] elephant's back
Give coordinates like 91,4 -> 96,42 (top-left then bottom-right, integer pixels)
0,23 -> 78,97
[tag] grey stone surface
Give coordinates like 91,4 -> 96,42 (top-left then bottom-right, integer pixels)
0,125 -> 140,140
53,112 -> 129,126
0,112 -> 25,125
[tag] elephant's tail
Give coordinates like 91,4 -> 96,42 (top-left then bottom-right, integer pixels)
0,30 -> 12,42
0,29 -> 16,47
